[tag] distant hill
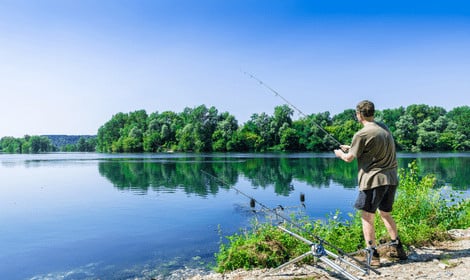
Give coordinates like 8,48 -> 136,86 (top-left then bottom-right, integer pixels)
42,135 -> 96,148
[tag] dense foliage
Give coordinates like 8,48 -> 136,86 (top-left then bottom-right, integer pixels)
0,135 -> 56,153
96,104 -> 470,153
214,161 -> 470,272
59,137 -> 97,152
0,135 -> 96,153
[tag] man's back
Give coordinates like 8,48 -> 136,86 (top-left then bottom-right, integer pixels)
351,122 -> 398,190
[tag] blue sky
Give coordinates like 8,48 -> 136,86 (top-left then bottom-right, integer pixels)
1,0 -> 469,137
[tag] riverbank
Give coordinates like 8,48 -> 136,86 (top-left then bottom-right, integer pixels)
184,228 -> 470,280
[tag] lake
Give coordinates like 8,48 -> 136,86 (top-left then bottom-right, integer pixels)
1,152 -> 469,279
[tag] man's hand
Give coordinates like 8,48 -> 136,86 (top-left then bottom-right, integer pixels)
334,146 -> 355,163
334,149 -> 343,158
340,145 -> 350,152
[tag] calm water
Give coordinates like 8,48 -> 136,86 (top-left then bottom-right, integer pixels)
1,152 -> 469,279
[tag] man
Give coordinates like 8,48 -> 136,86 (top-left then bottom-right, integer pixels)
334,100 -> 407,267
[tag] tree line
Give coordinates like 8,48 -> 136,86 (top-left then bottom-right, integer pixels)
96,104 -> 470,153
2,104 -> 468,153
0,135 -> 96,153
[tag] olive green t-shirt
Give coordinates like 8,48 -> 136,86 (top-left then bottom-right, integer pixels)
349,122 -> 398,190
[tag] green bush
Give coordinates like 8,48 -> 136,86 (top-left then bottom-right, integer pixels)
215,161 -> 470,272
216,219 -> 325,272
386,161 -> 470,246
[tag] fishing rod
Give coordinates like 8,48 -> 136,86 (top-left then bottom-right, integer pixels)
201,170 -> 380,277
243,71 -> 344,148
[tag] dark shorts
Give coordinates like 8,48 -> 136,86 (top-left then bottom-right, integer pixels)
354,185 -> 397,213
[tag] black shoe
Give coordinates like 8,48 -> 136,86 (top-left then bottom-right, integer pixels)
389,240 -> 407,260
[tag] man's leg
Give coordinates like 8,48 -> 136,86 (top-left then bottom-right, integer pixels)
361,210 -> 376,247
361,210 -> 380,266
379,210 -> 407,260
378,210 -> 398,240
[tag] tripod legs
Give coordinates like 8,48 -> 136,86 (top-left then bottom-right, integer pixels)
264,226 -> 368,280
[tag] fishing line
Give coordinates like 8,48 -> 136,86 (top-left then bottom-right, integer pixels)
243,71 -> 344,148
201,170 -> 380,274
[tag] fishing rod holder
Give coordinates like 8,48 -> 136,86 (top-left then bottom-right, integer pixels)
263,226 -> 369,280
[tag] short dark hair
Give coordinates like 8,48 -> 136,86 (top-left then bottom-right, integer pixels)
356,100 -> 375,117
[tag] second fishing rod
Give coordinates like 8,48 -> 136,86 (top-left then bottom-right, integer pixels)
244,71 -> 344,149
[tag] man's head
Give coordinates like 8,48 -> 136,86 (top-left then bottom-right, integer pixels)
356,100 -> 375,120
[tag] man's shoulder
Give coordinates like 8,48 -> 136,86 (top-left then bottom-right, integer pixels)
360,122 -> 390,133
374,121 -> 391,131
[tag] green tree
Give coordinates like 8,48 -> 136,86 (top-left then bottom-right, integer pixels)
395,114 -> 418,151
77,137 -> 89,152
270,105 -> 294,147
212,112 -> 238,152
329,109 -> 360,147
143,130 -> 161,152
416,116 -> 457,151
22,135 -> 54,153
122,126 -> 144,152
332,109 -> 356,124
298,112 -> 333,151
397,105 -> 446,151
97,112 -> 128,152
176,105 -> 219,152
228,130 -> 261,152
143,111 -> 180,152
406,104 -> 445,124
177,123 -> 196,151
62,144 -> 77,152
241,112 -> 273,151
0,137 -> 22,153
416,119 -> 440,151
119,110 -> 147,152
375,107 -> 405,134
447,106 -> 470,150
279,125 -> 300,151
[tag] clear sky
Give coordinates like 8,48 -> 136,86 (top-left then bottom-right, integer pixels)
1,0 -> 469,137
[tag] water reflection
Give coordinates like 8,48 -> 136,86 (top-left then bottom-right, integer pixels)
400,155 -> 470,190
98,153 -> 470,195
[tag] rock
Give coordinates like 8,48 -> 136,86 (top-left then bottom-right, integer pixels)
438,262 -> 448,269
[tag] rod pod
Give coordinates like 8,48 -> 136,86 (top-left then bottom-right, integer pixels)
200,170 -> 380,278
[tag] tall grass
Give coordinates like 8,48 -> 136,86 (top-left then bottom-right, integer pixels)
215,161 -> 470,272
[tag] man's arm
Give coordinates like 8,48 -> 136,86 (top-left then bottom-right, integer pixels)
334,145 -> 355,163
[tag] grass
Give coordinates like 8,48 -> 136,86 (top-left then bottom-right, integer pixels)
215,161 -> 470,272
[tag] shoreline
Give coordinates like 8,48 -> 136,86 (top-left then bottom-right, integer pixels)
183,228 -> 470,280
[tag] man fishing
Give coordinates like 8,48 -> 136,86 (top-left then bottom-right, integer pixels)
334,100 -> 407,267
